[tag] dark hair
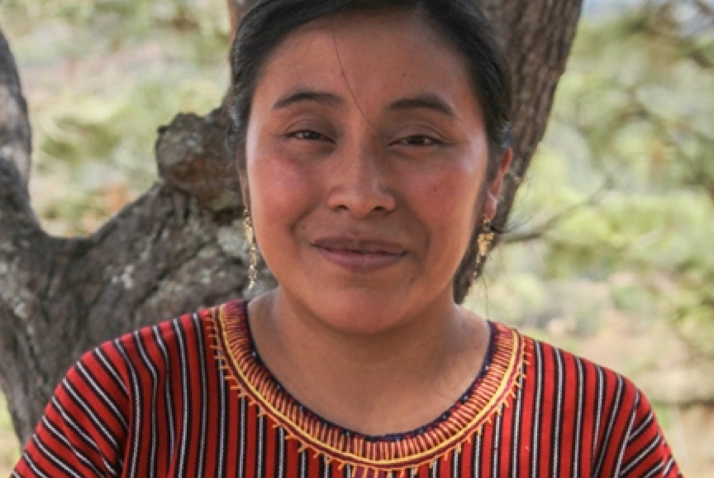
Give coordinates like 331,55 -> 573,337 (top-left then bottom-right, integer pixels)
227,0 -> 512,301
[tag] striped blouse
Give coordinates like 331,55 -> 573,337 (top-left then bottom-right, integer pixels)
13,299 -> 681,477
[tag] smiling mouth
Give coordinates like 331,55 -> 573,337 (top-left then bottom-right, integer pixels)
312,237 -> 406,272
320,245 -> 401,256
312,238 -> 405,255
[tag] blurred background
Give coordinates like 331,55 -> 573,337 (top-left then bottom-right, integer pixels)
0,0 -> 712,475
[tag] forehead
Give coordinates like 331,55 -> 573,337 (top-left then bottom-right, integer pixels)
251,10 -> 480,115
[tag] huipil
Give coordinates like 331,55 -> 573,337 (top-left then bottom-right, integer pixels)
12,300 -> 681,477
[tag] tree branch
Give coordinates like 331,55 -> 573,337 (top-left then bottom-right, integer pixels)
0,25 -> 48,333
456,0 -> 584,301
494,0 -> 584,229
651,398 -> 714,409
226,0 -> 262,43
156,108 -> 243,216
691,0 -> 714,20
0,27 -> 47,342
0,28 -> 32,186
0,0 -> 584,443
503,174 -> 612,244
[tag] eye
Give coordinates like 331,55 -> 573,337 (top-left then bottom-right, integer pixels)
288,130 -> 330,142
396,135 -> 442,147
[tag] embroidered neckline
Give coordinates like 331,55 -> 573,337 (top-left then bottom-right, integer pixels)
211,299 -> 526,472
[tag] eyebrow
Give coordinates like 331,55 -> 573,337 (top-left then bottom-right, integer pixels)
272,89 -> 343,110
271,89 -> 457,119
386,94 -> 457,119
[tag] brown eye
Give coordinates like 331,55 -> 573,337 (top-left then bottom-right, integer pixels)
290,130 -> 328,141
399,135 -> 440,146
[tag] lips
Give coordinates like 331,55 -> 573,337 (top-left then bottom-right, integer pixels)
312,236 -> 406,272
313,237 -> 405,255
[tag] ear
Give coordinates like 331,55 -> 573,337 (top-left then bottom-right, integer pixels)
482,148 -> 513,220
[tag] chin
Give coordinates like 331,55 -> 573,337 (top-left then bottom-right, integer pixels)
301,288 -> 424,337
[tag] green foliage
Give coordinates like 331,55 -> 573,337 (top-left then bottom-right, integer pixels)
1,0 -> 713,473
0,395 -> 18,474
489,0 -> 714,361
1,0 -> 229,235
4,0 -> 230,49
3,0 -> 711,361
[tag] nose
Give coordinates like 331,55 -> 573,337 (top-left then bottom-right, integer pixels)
325,140 -> 396,218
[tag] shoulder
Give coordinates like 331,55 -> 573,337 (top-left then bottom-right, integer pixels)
494,323 -> 681,476
492,322 -> 648,439
11,300 -> 245,477
502,323 -> 644,404
72,299 -> 243,389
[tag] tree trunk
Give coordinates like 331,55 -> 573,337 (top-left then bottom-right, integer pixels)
227,0 -> 261,42
0,0 -> 582,447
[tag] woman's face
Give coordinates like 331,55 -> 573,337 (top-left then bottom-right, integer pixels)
244,11 -> 504,334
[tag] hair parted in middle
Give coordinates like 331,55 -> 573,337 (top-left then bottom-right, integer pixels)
226,0 -> 513,302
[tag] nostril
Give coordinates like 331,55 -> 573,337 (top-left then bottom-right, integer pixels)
326,184 -> 396,217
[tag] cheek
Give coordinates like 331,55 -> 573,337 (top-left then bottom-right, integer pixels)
247,149 -> 318,234
422,163 -> 484,225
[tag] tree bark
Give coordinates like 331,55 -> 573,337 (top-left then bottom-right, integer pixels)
0,0 -> 582,447
226,0 -> 261,42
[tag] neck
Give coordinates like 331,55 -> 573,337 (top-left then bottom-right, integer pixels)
246,288 -> 490,435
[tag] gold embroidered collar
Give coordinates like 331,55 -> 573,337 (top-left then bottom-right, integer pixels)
211,300 -> 525,472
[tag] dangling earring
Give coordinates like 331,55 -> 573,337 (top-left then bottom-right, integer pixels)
474,218 -> 495,278
243,212 -> 258,290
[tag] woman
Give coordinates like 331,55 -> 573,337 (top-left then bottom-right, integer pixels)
13,0 -> 681,476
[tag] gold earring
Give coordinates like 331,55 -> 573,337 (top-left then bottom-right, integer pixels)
474,218 -> 495,275
243,213 -> 258,290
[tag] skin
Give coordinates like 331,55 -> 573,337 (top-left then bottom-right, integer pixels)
240,10 -> 511,435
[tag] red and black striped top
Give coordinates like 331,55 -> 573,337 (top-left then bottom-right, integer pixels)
12,300 -> 681,477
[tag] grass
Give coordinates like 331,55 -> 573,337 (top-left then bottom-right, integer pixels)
0,394 -> 20,475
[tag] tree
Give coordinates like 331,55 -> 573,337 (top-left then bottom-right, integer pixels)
0,0 -> 583,446
529,0 -> 714,369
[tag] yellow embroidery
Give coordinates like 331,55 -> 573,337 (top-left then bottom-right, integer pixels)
209,301 -> 526,473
